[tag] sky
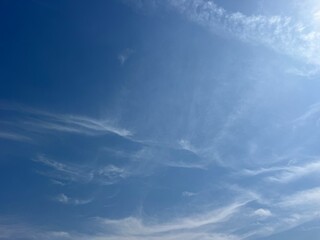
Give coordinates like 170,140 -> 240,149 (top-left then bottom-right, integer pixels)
1,0 -> 320,239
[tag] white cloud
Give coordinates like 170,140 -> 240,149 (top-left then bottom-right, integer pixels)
133,146 -> 208,169
241,158 -> 320,183
314,10 -> 320,22
252,208 -> 272,218
0,201 -> 245,240
0,220 -> 239,240
55,193 -> 92,205
51,179 -> 66,186
96,165 -> 131,185
34,155 -> 93,183
267,160 -> 320,183
2,193 -> 318,240
23,113 -> 132,137
0,221 -> 73,240
178,139 -> 198,154
35,155 -> 131,185
286,66 -> 320,77
56,193 -> 70,204
95,201 -> 246,238
167,0 -> 320,66
280,187 -> 320,208
0,104 -> 132,138
242,166 -> 287,176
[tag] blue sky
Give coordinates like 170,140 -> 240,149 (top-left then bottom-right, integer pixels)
1,0 -> 320,239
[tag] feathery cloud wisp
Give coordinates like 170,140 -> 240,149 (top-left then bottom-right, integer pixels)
35,155 -> 131,185
168,0 -> 320,66
0,104 -> 132,138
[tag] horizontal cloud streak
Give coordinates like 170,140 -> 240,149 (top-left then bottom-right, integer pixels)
242,159 -> 320,183
98,202 -> 245,235
280,187 -> 320,208
267,160 -> 320,183
54,193 -> 93,205
0,220 -> 239,240
35,155 -> 131,185
293,102 -> 320,126
0,131 -> 32,142
0,104 -> 132,138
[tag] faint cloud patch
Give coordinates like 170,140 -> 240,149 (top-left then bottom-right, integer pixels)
118,48 -> 134,65
54,193 -> 92,205
178,139 -> 197,154
182,191 -> 197,197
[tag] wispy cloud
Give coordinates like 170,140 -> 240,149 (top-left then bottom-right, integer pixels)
0,214 -> 98,240
0,131 -> 32,142
242,166 -> 287,176
178,139 -> 198,154
167,0 -> 320,66
286,66 -> 320,77
242,159 -> 320,183
95,201 -> 246,239
0,201 -> 247,240
133,146 -> 208,169
35,155 -> 131,185
54,193 -> 92,205
0,104 -> 132,138
253,187 -> 320,236
280,187 -> 320,209
0,221 -> 73,240
118,48 -> 134,65
293,102 -> 320,126
267,160 -> 320,183
34,155 -> 93,183
0,219 -> 239,240
2,191 -> 319,240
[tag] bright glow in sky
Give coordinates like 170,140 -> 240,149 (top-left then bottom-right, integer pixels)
314,10 -> 320,24
1,0 -> 320,240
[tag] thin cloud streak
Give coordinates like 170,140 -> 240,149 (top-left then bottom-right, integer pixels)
0,103 -> 132,138
178,139 -> 198,154
2,190 -> 319,240
267,161 -> 320,183
133,146 -> 208,170
293,102 -> 320,126
0,131 -> 32,142
100,202 -> 245,234
280,187 -> 320,208
0,202 -> 247,240
242,160 -> 320,183
93,201 -> 247,240
0,220 -> 239,240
